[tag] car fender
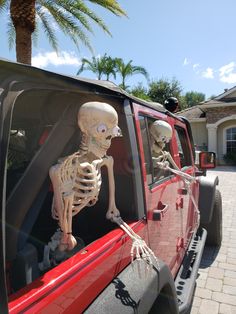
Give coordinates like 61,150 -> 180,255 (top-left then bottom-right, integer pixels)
84,259 -> 178,314
198,175 -> 219,224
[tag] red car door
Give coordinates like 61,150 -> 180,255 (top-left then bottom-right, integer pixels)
172,121 -> 198,250
133,103 -> 185,276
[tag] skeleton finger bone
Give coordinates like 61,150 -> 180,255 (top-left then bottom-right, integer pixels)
111,216 -> 159,270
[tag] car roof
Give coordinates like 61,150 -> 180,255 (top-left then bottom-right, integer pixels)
0,58 -> 166,114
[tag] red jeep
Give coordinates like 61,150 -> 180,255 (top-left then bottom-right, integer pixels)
0,59 -> 222,314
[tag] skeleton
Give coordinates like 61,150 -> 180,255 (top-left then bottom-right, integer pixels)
40,101 -> 158,271
149,120 -> 173,157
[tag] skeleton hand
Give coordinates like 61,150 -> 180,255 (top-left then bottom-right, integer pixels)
130,236 -> 156,265
111,216 -> 159,271
59,232 -> 77,251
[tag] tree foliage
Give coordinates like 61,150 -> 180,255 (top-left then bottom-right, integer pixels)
77,55 -> 149,90
115,59 -> 149,90
184,91 -> 205,107
148,78 -> 182,105
0,0 -> 127,64
130,83 -> 151,101
77,54 -> 116,80
131,79 -> 206,110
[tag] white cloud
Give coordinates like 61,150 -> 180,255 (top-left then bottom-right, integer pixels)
32,51 -> 81,68
201,67 -> 214,79
184,58 -> 236,83
219,62 -> 236,84
183,57 -> 190,66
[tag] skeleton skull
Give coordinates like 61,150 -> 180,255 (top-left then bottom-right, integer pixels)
149,120 -> 172,155
78,102 -> 121,158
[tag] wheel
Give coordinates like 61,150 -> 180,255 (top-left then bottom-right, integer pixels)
149,293 -> 175,314
203,189 -> 222,246
149,285 -> 179,314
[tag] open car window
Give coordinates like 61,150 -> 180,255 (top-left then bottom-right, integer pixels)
4,88 -> 142,297
139,115 -> 173,186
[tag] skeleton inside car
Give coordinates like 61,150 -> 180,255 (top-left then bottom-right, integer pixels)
39,102 -> 159,271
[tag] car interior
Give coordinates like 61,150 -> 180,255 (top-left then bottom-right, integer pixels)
5,89 -> 139,294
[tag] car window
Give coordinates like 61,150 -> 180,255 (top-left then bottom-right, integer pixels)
175,126 -> 192,168
139,115 -> 172,186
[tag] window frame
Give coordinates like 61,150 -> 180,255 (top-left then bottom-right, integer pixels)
225,126 -> 236,154
174,125 -> 193,169
138,113 -> 175,189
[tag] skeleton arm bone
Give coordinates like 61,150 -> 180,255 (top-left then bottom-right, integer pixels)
101,156 -> 120,220
154,150 -> 200,227
102,156 -> 159,269
153,150 -> 196,183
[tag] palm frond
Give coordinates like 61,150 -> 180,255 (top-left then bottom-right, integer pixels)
70,0 -> 112,35
32,17 -> 39,47
53,0 -> 94,34
88,0 -> 127,17
36,6 -> 58,52
0,0 -> 8,12
7,20 -> 15,50
38,1 -> 93,51
77,57 -> 94,75
132,66 -> 149,80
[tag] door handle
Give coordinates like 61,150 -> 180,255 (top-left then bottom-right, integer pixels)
178,188 -> 188,195
153,202 -> 169,221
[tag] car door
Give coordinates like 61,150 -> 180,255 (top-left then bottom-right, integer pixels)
133,103 -> 184,276
172,121 -> 198,249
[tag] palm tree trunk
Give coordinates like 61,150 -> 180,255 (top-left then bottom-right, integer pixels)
15,26 -> 32,64
122,77 -> 125,89
10,0 -> 36,65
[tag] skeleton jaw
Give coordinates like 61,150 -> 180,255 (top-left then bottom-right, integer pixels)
88,137 -> 111,158
152,142 -> 164,156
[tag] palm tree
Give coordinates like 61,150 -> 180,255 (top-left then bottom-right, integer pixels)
77,55 -> 106,79
115,58 -> 149,90
77,54 -> 117,81
102,55 -> 117,81
0,0 -> 126,65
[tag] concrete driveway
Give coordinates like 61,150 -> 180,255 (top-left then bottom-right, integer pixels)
191,166 -> 236,314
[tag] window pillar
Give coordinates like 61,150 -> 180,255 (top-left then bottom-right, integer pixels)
207,124 -> 217,155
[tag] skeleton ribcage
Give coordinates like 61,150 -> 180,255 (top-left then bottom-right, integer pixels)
51,153 -> 102,220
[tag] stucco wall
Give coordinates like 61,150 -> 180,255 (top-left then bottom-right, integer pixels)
190,121 -> 207,150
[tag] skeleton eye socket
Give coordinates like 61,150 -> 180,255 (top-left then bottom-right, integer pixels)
97,124 -> 107,133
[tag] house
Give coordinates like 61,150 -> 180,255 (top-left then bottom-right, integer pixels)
177,87 -> 236,164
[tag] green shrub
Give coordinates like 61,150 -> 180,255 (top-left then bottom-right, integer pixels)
223,152 -> 236,165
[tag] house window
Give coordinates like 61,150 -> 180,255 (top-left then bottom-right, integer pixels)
226,127 -> 236,153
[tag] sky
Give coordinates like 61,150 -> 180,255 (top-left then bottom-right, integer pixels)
1,0 -> 236,99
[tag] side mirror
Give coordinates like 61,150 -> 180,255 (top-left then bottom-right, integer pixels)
199,152 -> 216,169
